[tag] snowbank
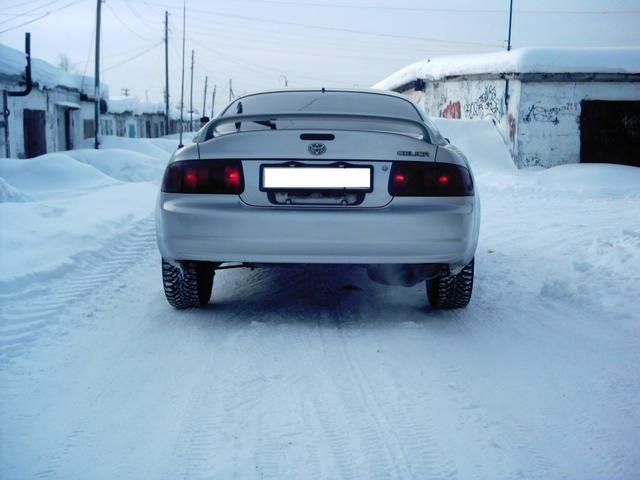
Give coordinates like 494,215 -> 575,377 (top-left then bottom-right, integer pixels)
82,135 -> 182,158
0,153 -> 116,197
0,141 -> 170,283
0,177 -> 31,203
373,47 -> 640,91
433,117 -> 640,197
432,118 -> 516,174
66,148 -> 167,183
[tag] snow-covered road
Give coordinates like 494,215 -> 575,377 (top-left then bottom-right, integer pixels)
1,123 -> 639,479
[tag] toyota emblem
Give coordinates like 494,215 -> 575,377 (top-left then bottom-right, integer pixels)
308,143 -> 326,155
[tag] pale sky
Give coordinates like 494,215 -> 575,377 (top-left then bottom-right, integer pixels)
1,0 -> 639,114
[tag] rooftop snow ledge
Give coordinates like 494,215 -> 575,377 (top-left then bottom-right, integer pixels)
0,43 -> 108,96
373,47 -> 640,91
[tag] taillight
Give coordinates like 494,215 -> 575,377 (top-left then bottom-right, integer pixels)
388,161 -> 473,197
161,159 -> 244,194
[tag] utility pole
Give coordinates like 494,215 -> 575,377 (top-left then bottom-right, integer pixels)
507,0 -> 514,51
202,75 -> 208,119
94,0 -> 102,149
164,10 -> 169,135
189,49 -> 194,131
178,0 -> 186,147
210,84 -> 216,118
229,79 -> 234,101
505,0 -> 514,109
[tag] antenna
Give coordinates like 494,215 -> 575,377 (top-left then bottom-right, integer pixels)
178,0 -> 186,148
211,84 -> 216,118
164,10 -> 169,136
189,49 -> 194,131
202,75 -> 208,120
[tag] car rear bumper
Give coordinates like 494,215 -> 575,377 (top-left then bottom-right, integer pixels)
156,194 -> 480,265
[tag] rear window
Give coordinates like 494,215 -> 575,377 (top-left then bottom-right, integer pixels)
221,91 -> 422,120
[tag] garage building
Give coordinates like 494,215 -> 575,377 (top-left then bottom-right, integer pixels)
374,47 -> 640,168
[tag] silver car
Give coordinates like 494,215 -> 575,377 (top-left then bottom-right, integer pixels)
156,89 -> 480,309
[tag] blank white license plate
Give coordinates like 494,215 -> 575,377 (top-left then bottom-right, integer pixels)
262,166 -> 372,190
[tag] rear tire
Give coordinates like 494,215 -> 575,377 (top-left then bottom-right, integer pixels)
162,259 -> 214,309
426,259 -> 474,309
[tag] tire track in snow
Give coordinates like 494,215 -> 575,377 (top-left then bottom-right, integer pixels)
160,302 -> 309,479
288,280 -> 410,480
310,271 -> 461,480
340,332 -> 460,480
0,215 -> 156,360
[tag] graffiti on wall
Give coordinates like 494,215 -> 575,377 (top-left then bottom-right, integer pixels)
441,101 -> 461,119
463,85 -> 500,119
522,102 -> 579,125
521,155 -> 544,168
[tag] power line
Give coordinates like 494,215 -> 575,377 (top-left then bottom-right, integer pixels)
0,0 -> 83,34
103,41 -> 163,72
80,18 -> 96,92
120,0 -> 160,32
186,35 -> 344,84
0,12 -> 41,17
183,15 -> 489,53
214,0 -> 640,15
0,0 -> 58,12
0,0 -> 66,26
104,1 -> 152,41
129,0 -> 501,48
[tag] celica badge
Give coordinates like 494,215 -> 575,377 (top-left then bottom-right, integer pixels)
397,150 -> 430,157
308,143 -> 327,155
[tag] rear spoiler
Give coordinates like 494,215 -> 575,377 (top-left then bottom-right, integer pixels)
200,112 -> 434,144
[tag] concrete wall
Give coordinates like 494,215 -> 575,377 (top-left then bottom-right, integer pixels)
517,81 -> 640,168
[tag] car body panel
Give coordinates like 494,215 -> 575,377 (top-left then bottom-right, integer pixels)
156,195 -> 478,265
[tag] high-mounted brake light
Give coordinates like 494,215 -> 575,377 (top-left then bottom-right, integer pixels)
389,161 -> 473,197
161,159 -> 244,194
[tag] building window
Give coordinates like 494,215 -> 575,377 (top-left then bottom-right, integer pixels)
100,119 -> 114,136
83,119 -> 95,139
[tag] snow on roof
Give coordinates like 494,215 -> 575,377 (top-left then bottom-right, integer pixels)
0,43 -> 108,97
373,47 -> 640,91
107,96 -> 165,115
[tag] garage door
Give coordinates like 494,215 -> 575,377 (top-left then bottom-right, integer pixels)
23,109 -> 46,158
580,100 -> 640,167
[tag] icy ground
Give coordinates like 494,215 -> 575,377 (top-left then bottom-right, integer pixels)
1,123 -> 639,479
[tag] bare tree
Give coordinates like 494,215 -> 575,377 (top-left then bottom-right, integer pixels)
57,53 -> 75,73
